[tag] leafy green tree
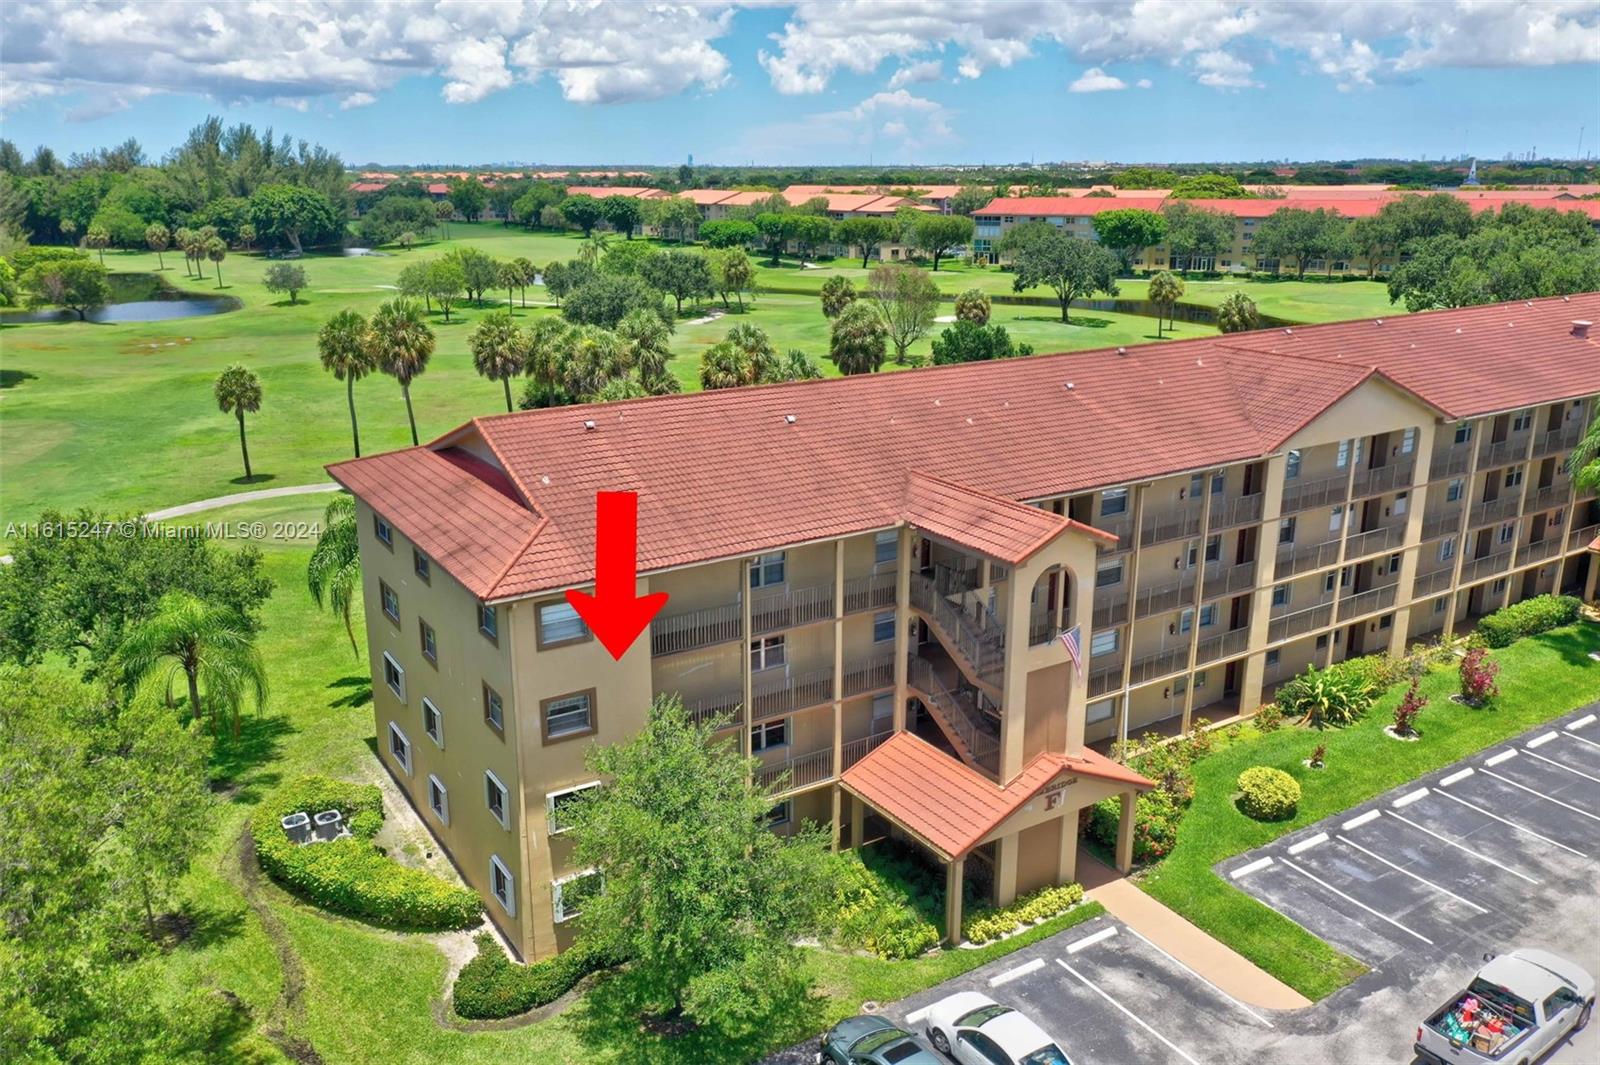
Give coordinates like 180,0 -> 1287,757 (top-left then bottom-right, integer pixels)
753,211 -> 792,264
788,213 -> 834,260
1169,173 -> 1249,198
954,288 -> 990,324
820,274 -> 856,318
354,195 -> 438,247
262,261 -> 309,304
562,272 -> 665,330
0,259 -> 15,308
1378,193 -> 1474,247
19,257 -> 110,320
447,177 -> 488,222
651,195 -> 703,243
370,298 -> 435,444
1091,208 -> 1167,272
1251,207 -> 1345,279
511,182 -> 565,228
307,494 -> 362,655
708,246 -> 754,310
84,222 -> 110,264
1568,409 -> 1600,494
600,194 -> 644,239
599,238 -> 658,277
1011,229 -> 1121,323
1110,166 -> 1172,190
642,249 -> 714,314
1386,218 -> 1600,311
866,262 -> 938,363
449,246 -> 499,303
1161,202 -> 1235,273
828,301 -> 888,375
396,260 -> 432,311
561,194 -> 603,236
1345,216 -> 1395,278
994,219 -> 1057,259
425,257 -> 466,321
949,184 -> 993,216
116,591 -> 269,736
1147,270 -> 1185,336
699,218 -> 759,249
213,365 -> 262,479
1216,291 -> 1261,334
930,320 -> 1031,364
469,310 -> 526,412
144,222 -> 170,270
205,236 -> 227,288
910,213 -> 975,271
317,308 -> 376,456
833,216 -> 894,268
247,183 -> 342,254
562,695 -> 833,1035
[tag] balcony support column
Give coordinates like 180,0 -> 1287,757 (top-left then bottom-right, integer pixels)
830,540 -> 844,850
995,835 -> 1019,908
1116,790 -> 1137,874
849,792 -> 865,849
1444,416 -> 1485,635
1115,484 -> 1148,751
893,526 -> 912,732
944,857 -> 965,946
1241,454 -> 1288,710
1585,556 -> 1598,603
740,559 -> 753,753
1181,476 -> 1217,735
1057,809 -> 1078,884
1389,420 -> 1435,657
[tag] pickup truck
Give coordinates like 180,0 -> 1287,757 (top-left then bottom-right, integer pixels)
1415,950 -> 1594,1065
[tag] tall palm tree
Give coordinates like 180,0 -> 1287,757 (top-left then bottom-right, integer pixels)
468,310 -> 526,412
308,494 -> 362,655
145,222 -> 170,270
214,364 -> 263,479
522,316 -> 570,405
173,227 -> 195,276
369,298 -> 435,445
1215,291 -> 1260,334
724,322 -> 779,382
318,309 -> 375,456
617,308 -> 674,393
1147,271 -> 1185,338
85,224 -> 109,265
117,592 -> 268,736
206,237 -> 227,289
827,302 -> 887,376
498,261 -> 521,313
699,339 -> 756,390
511,256 -> 537,306
578,232 -> 612,266
560,323 -> 627,399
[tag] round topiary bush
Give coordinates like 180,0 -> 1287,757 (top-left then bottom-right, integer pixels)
252,775 -> 482,931
1236,766 -> 1300,822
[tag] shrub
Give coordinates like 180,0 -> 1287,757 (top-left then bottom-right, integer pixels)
1477,594 -> 1581,648
1237,766 -> 1300,821
1392,678 -> 1427,736
828,846 -> 942,959
1187,718 -> 1215,758
1458,647 -> 1501,705
1307,744 -> 1327,769
954,288 -> 991,324
453,932 -> 623,1019
1274,663 -> 1373,728
251,775 -> 481,931
1087,788 -> 1183,864
962,882 -> 1083,944
1253,703 -> 1284,733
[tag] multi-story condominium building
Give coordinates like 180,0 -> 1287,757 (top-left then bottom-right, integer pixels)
330,295 -> 1600,962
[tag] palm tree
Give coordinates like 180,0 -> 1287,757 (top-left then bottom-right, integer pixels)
318,309 -> 376,457
578,232 -> 612,266
1147,271 -> 1184,338
434,200 -> 454,239
173,227 -> 195,276
308,494 -> 362,655
511,256 -> 538,307
827,301 -> 888,376
85,224 -> 109,265
498,262 -> 521,313
1216,291 -> 1261,334
522,316 -> 570,405
469,310 -> 526,411
559,323 -> 626,400
214,364 -> 263,479
724,322 -> 779,382
369,298 -> 435,446
145,223 -> 170,270
699,339 -> 756,390
206,237 -> 227,289
117,592 -> 268,736
617,308 -> 674,393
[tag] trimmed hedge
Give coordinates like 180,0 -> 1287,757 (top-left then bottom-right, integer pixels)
1237,766 -> 1300,821
1478,594 -> 1581,648
962,882 -> 1084,945
453,932 -> 622,1019
829,846 -> 942,960
251,775 -> 481,931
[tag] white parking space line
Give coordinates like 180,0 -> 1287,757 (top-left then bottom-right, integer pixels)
1343,810 -> 1380,831
1564,730 -> 1600,752
1393,787 -> 1430,808
1335,835 -> 1489,914
903,1006 -> 930,1026
1430,787 -> 1589,856
1065,926 -> 1119,954
1480,768 -> 1600,822
1288,832 -> 1329,855
1569,713 -> 1596,729
1440,768 -> 1475,787
1527,732 -> 1559,749
1231,856 -> 1274,880
1523,750 -> 1600,785
1485,750 -> 1519,767
1055,960 -> 1203,1065
1384,811 -> 1541,885
1123,926 -> 1275,1028
1279,858 -> 1435,945
989,958 -> 1045,987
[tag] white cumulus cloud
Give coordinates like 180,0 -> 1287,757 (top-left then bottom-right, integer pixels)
888,58 -> 943,89
1068,67 -> 1128,93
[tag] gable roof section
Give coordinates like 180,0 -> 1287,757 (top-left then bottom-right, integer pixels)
902,472 -> 1092,564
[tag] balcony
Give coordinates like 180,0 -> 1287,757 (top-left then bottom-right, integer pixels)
842,730 -> 894,771
1421,507 -> 1462,542
1128,645 -> 1186,686
1352,459 -> 1415,498
842,651 -> 896,697
1274,538 -> 1342,580
1282,474 -> 1349,514
1211,493 -> 1265,529
1518,538 -> 1565,566
1477,437 -> 1526,470
1532,423 -> 1584,458
1344,522 -> 1407,561
843,573 -> 897,614
909,573 -> 1005,683
1429,447 -> 1472,481
652,601 -> 743,656
1412,567 -> 1455,599
1094,515 -> 1134,555
1523,483 -> 1572,515
1461,549 -> 1513,584
1088,656 -> 1125,697
1134,571 -> 1199,616
1571,523 -> 1600,551
1268,601 -> 1334,643
1337,584 -> 1397,622
757,746 -> 835,794
751,583 -> 835,636
1093,587 -> 1130,628
751,665 -> 834,722
1196,627 -> 1250,664
1468,496 -> 1520,528
1202,560 -> 1258,599
1139,504 -> 1203,547
680,689 -> 742,728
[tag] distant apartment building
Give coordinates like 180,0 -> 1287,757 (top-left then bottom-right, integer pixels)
330,295 -> 1600,961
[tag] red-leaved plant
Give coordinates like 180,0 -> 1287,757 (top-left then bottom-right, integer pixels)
1393,678 -> 1427,736
1458,647 -> 1500,705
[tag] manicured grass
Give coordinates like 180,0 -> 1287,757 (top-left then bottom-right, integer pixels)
1138,624 -> 1600,1001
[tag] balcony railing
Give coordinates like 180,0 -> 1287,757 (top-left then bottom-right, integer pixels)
1421,508 -> 1462,542
1128,645 -> 1186,686
680,690 -> 742,728
841,730 -> 894,771
1268,601 -> 1334,643
1139,505 -> 1203,547
1523,483 -> 1572,515
1468,496 -> 1520,528
843,652 -> 896,697
1093,587 -> 1130,628
1429,447 -> 1472,481
1202,560 -> 1258,599
1282,474 -> 1349,514
1477,437 -> 1526,470
907,654 -> 1000,776
1570,523 -> 1600,550
909,573 -> 1005,682
652,601 -> 742,656
1094,515 -> 1134,555
1461,549 -> 1513,583
1275,538 -> 1342,580
1533,423 -> 1584,458
758,746 -> 835,793
1412,567 -> 1455,599
931,560 -> 981,596
1196,627 -> 1250,665
1352,459 -> 1415,498
1345,522 -> 1407,561
1337,584 -> 1397,622
1088,658 -> 1124,697
1211,493 -> 1265,529
1135,571 -> 1199,617
751,665 -> 834,722
843,573 -> 897,614
1518,538 -> 1565,566
751,583 -> 835,636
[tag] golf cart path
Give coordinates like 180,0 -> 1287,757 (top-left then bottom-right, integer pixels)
145,481 -> 341,520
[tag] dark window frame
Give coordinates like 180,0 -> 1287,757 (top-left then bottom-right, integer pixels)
540,688 -> 597,745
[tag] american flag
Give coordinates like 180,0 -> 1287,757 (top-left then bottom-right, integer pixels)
1057,625 -> 1083,674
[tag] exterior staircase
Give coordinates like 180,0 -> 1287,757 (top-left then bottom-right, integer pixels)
908,572 -> 1005,696
907,654 -> 1001,778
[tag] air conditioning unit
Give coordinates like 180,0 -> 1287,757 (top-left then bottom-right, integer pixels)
281,811 -> 312,846
313,809 -> 345,842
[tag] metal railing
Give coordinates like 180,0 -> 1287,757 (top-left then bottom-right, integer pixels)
1211,493 -> 1265,529
1337,584 -> 1397,621
1352,459 -> 1415,498
1345,522 -> 1407,560
843,572 -> 897,614
1139,505 -> 1204,547
1412,567 -> 1455,599
1468,496 -> 1520,529
1203,561 -> 1259,599
751,583 -> 835,635
1028,611 -> 1056,647
680,690 -> 742,728
1518,538 -> 1564,566
1268,601 -> 1334,643
1088,659 -> 1124,697
1461,549 -> 1513,583
842,652 -> 896,697
1477,437 -> 1526,470
907,655 -> 1000,776
909,573 -> 1005,681
841,730 -> 894,771
1533,423 -> 1584,458
1134,571 -> 1199,617
1570,523 -> 1600,550
1128,646 -> 1186,686
1095,515 -> 1134,555
1275,538 -> 1343,580
1429,448 -> 1472,481
1523,483 -> 1571,515
931,560 -> 981,596
758,746 -> 835,793
652,601 -> 742,656
1282,474 -> 1349,513
751,666 -> 834,722
1196,627 -> 1250,664
1421,508 -> 1462,542
1093,588 -> 1130,628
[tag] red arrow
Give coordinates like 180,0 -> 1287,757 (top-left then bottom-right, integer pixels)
565,491 -> 669,661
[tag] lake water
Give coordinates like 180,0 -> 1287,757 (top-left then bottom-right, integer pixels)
1,273 -> 240,324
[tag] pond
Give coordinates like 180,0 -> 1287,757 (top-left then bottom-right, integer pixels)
1,272 -> 241,324
989,291 -> 1295,328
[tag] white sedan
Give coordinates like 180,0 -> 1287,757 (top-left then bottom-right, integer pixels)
924,991 -> 1072,1065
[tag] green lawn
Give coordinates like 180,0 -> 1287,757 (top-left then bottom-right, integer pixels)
1139,624 -> 1600,1000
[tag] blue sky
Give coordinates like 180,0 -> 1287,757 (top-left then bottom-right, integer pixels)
2,2 -> 1597,166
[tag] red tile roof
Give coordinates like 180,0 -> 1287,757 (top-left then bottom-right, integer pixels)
973,196 -> 1168,217
841,732 -> 1151,859
902,472 -> 1095,564
563,186 -> 665,199
974,192 -> 1600,222
328,294 -> 1600,601
679,189 -> 740,206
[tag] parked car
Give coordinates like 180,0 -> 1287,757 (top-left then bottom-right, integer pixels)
923,991 -> 1072,1065
1415,949 -> 1594,1065
817,1015 -> 941,1065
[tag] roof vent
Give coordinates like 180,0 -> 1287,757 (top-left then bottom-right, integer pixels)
1064,382 -> 1075,390
785,414 -> 797,424
583,419 -> 596,431
541,475 -> 551,485
1374,319 -> 1383,326
1455,328 -> 1462,334
1574,320 -> 1593,339
1117,346 -> 1127,356
1283,328 -> 1293,335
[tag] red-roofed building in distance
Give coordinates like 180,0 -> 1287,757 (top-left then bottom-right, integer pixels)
330,295 -> 1600,961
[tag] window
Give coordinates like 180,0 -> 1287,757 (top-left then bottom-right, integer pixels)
1188,473 -> 1222,497
749,635 -> 786,672
478,602 -> 498,643
1171,676 -> 1188,697
1435,597 -> 1449,614
380,580 -> 400,624
483,682 -> 504,733
485,770 -> 509,827
1336,440 -> 1351,469
419,618 -> 437,664
1194,671 -> 1208,690
387,721 -> 412,774
1379,613 -> 1393,630
749,552 -> 786,588
536,599 -> 589,647
546,782 -> 600,834
750,718 -> 788,752
1393,491 -> 1408,516
489,855 -> 515,916
1339,566 -> 1352,587
1179,608 -> 1194,635
1285,449 -> 1302,480
427,774 -> 448,823
1447,478 -> 1465,503
542,690 -> 596,742
1187,535 -> 1220,567
374,515 -> 393,547
765,801 -> 792,827
1086,698 -> 1116,724
1199,604 -> 1217,628
1492,577 -> 1507,594
1504,468 -> 1524,489
1096,559 -> 1124,587
1550,510 -> 1563,527
382,652 -> 405,700
871,693 -> 894,729
1498,521 -> 1516,545
1100,488 -> 1128,516
1512,412 -> 1532,433
1272,584 -> 1290,608
872,611 -> 896,643
1323,572 -> 1337,593
1315,633 -> 1330,650
1400,428 -> 1417,454
1090,629 -> 1119,657
873,530 -> 897,566
1278,517 -> 1297,545
1329,507 -> 1344,533
413,549 -> 431,582
1454,422 -> 1473,445
1265,649 -> 1281,668
553,869 -> 601,923
422,697 -> 443,746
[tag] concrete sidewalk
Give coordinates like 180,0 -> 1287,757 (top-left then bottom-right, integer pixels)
1076,846 -> 1312,1011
